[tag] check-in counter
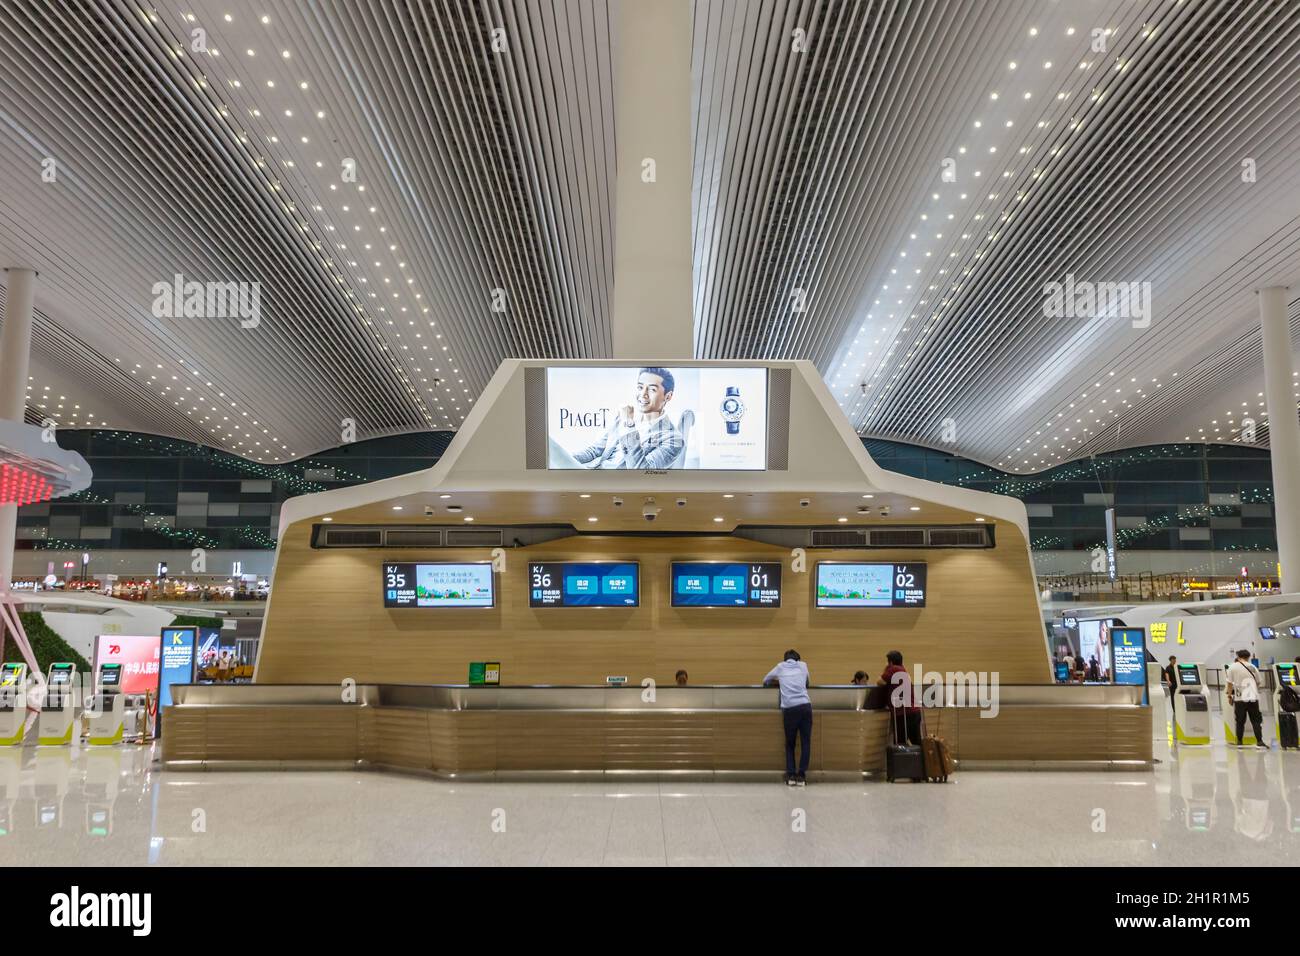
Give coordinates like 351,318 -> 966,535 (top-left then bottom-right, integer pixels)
162,683 -> 1151,776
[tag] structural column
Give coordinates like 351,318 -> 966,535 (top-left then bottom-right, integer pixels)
610,0 -> 693,360
0,267 -> 37,590
1259,286 -> 1300,593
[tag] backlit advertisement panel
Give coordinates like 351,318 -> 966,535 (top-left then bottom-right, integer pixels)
92,634 -> 160,697
546,366 -> 768,470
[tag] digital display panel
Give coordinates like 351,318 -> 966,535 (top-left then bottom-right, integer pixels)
528,562 -> 639,608
1177,663 -> 1202,686
1278,663 -> 1299,687
383,563 -> 494,608
671,562 -> 782,607
92,635 -> 161,697
159,627 -> 197,711
0,663 -> 22,687
49,665 -> 73,685
1110,627 -> 1147,705
99,664 -> 122,687
546,366 -> 769,470
815,563 -> 927,608
1260,627 -> 1277,640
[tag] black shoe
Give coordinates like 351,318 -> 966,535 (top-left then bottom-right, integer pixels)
796,775 -> 807,787
785,774 -> 797,786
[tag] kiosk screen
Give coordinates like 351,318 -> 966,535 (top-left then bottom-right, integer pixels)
1177,663 -> 1201,686
49,665 -> 73,685
671,562 -> 782,607
0,663 -> 22,687
1278,663 -> 1299,687
383,563 -> 494,608
815,563 -> 927,608
99,665 -> 122,687
528,563 -> 639,607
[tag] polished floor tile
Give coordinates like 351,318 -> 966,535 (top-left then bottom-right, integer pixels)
3,741 -> 1299,866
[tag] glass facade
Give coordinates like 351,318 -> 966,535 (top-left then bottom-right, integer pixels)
864,439 -> 1277,554
16,430 -> 1277,557
15,430 -> 454,552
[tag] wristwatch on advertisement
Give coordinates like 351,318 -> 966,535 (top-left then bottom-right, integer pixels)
720,386 -> 746,435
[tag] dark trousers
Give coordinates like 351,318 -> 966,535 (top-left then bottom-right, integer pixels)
890,709 -> 922,746
1234,700 -> 1264,744
782,704 -> 813,777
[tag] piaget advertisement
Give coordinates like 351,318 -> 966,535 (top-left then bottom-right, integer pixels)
546,366 -> 768,470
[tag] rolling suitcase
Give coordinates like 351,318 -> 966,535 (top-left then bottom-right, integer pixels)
920,710 -> 956,782
1279,711 -> 1299,750
885,710 -> 925,782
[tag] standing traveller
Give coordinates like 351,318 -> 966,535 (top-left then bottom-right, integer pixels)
1226,649 -> 1268,749
763,650 -> 812,787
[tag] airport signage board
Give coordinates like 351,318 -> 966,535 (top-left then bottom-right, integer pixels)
528,562 -> 639,607
546,366 -> 769,470
383,563 -> 494,608
1110,627 -> 1147,705
815,563 -> 927,608
671,562 -> 782,607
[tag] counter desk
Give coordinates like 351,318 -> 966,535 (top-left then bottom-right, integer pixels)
162,683 -> 1152,777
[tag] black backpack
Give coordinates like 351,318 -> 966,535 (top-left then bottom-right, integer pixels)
1281,684 -> 1300,714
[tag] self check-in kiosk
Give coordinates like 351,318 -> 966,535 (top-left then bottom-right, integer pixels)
1274,662 -> 1299,750
37,663 -> 77,746
1173,662 -> 1211,746
0,663 -> 28,746
87,663 -> 124,746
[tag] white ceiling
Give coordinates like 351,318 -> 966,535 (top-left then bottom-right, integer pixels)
1,0 -> 1298,470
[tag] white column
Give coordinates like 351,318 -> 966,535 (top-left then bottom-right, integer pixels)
0,267 -> 37,590
1259,286 -> 1300,593
610,0 -> 693,360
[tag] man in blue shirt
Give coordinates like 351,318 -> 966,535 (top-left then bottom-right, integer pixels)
763,649 -> 812,786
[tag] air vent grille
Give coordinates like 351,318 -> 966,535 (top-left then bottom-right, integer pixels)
810,529 -> 868,547
445,529 -> 504,548
927,528 -> 988,547
324,529 -> 382,547
868,529 -> 927,548
385,530 -> 444,548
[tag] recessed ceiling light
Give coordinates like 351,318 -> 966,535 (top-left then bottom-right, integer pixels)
587,517 -> 598,522
837,517 -> 848,523
322,517 -> 333,522
713,517 -> 724,523
464,516 -> 474,522
975,517 -> 986,522
439,494 -> 451,499
909,506 -> 921,511
392,506 -> 403,511
579,493 -> 591,498
723,493 -> 735,498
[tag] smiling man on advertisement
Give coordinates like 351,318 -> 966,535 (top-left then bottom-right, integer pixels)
572,367 -> 685,470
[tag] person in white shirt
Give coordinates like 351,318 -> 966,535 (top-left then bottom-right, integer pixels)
1226,649 -> 1268,749
763,650 -> 812,787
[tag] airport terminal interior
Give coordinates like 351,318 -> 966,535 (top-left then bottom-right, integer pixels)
2,0 -> 1300,873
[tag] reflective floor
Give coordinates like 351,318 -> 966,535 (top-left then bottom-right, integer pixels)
1,740 -> 1298,866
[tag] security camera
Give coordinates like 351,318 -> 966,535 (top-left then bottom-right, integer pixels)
642,498 -> 661,522
879,506 -> 891,517
676,498 -> 687,507
612,496 -> 624,507
424,505 -> 435,517
799,498 -> 811,508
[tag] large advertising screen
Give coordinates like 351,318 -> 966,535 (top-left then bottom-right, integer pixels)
159,627 -> 197,709
528,562 -> 639,607
815,563 -> 927,608
92,634 -> 161,697
1078,619 -> 1113,682
383,563 -> 494,608
546,366 -> 768,470
1110,627 -> 1147,705
671,562 -> 782,607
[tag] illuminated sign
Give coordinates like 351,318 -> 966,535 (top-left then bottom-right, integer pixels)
1110,627 -> 1147,705
1150,622 -> 1168,643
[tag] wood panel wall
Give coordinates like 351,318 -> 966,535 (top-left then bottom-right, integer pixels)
256,523 -> 1050,686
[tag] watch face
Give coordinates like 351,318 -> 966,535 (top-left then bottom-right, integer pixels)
721,397 -> 745,420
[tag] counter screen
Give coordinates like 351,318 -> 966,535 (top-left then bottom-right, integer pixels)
99,664 -> 122,687
383,563 -> 494,608
49,665 -> 73,685
815,563 -> 926,608
671,562 -> 782,607
1278,663 -> 1299,687
528,562 -> 639,607
1177,663 -> 1202,686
